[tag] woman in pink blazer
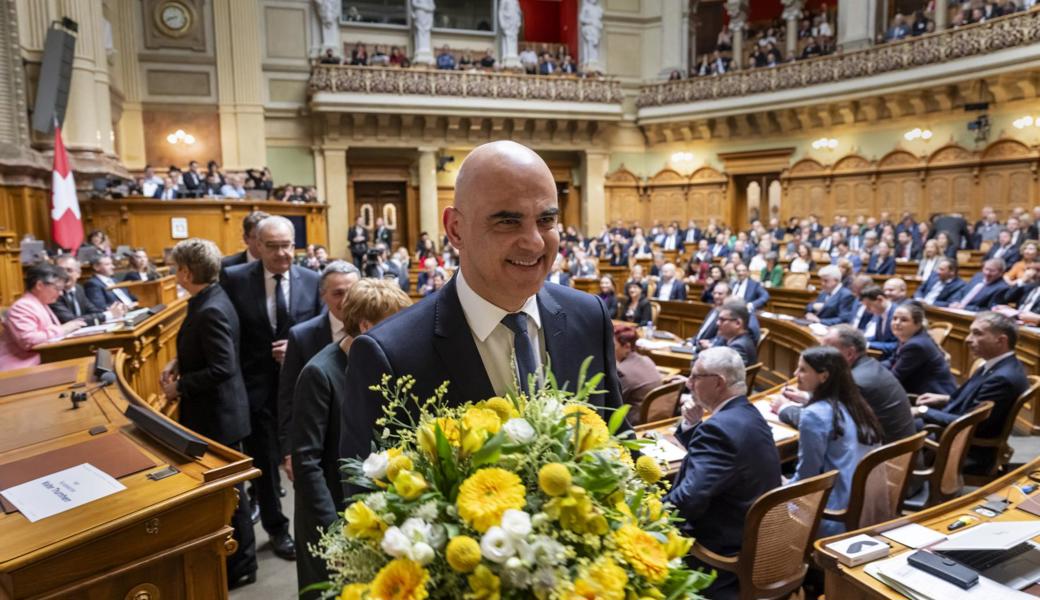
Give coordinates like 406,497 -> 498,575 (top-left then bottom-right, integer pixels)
0,264 -> 85,370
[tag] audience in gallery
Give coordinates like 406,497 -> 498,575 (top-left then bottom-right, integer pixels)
884,301 -> 959,396
110,161 -> 309,203
0,264 -> 85,370
613,324 -> 664,424
321,40 -> 586,76
663,346 -> 781,600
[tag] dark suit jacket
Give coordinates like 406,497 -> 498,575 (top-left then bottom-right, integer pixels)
808,286 -> 856,325
884,329 -> 958,396
781,355 -> 916,444
658,234 -> 684,253
374,226 -> 393,248
954,274 -> 1010,311
277,311 -> 333,456
913,275 -> 967,306
985,243 -> 1021,266
50,285 -> 106,326
221,251 -> 249,270
654,279 -> 687,301
733,278 -> 770,311
83,275 -> 137,308
182,171 -> 203,195
866,255 -> 896,275
715,332 -> 757,366
291,342 -> 348,597
340,278 -> 624,471
710,243 -> 730,258
1007,284 -> 1040,313
175,284 -> 250,445
122,270 -> 159,282
867,306 -> 899,357
664,396 -> 781,558
619,298 -> 653,323
222,261 -> 322,411
932,215 -> 970,249
348,226 -> 368,254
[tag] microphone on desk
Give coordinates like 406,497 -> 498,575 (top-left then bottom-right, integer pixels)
69,371 -> 118,409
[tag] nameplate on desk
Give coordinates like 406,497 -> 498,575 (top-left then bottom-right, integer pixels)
0,463 -> 126,523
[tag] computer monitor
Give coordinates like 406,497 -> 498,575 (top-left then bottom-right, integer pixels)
19,240 -> 45,264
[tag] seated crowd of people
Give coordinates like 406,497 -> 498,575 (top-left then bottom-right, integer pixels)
884,0 -> 1034,42
321,41 -> 581,76
124,160 -> 317,203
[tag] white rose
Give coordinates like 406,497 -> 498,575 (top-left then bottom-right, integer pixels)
362,451 -> 389,480
380,526 -> 411,558
408,541 -> 435,565
500,509 -> 532,540
400,518 -> 432,544
480,526 -> 516,564
502,418 -> 536,444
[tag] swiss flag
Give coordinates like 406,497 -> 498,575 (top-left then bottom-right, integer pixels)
50,125 -> 83,253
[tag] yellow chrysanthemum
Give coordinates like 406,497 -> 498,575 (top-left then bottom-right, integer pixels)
457,468 -> 526,533
538,463 -> 572,497
635,455 -> 663,485
370,558 -> 429,600
543,486 -> 607,535
339,583 -> 369,600
387,454 -> 415,482
665,529 -> 693,560
445,536 -> 482,573
572,557 -> 628,600
465,565 -> 500,600
564,405 -> 610,453
393,469 -> 428,501
613,524 -> 670,583
344,501 -> 387,540
478,397 -> 519,421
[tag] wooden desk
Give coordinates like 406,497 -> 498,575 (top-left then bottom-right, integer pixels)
0,231 -> 22,306
35,298 -> 188,416
573,277 -> 599,294
814,456 -> 1040,599
112,275 -> 180,308
0,354 -> 258,599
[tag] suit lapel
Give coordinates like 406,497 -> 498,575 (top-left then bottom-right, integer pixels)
432,279 -> 495,404
537,287 -> 574,391
289,266 -> 305,320
250,262 -> 272,332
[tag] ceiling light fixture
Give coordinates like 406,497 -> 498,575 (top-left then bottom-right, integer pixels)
904,128 -> 933,141
812,138 -> 838,150
1013,116 -> 1039,129
166,129 -> 196,145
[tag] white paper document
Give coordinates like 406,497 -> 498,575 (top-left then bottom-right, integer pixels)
866,550 -> 1035,600
770,424 -> 797,442
0,463 -> 127,522
881,523 -> 948,549
641,436 -> 688,463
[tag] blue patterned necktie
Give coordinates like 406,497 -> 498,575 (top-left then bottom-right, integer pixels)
501,312 -> 537,395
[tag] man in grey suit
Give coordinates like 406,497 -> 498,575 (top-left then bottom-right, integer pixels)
775,324 -> 916,444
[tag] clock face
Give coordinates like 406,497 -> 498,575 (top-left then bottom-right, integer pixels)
162,5 -> 187,30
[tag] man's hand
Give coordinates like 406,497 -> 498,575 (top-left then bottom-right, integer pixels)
282,455 -> 294,482
915,393 -> 950,407
160,359 -> 179,386
60,319 -> 86,334
680,396 -> 704,426
162,379 -> 179,401
805,313 -> 821,323
272,339 -> 288,364
698,339 -> 712,350
109,301 -> 126,318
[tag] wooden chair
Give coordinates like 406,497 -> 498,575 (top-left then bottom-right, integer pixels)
745,362 -> 763,392
903,401 -> 993,511
782,272 -> 809,289
638,378 -> 685,425
690,471 -> 838,600
756,328 -> 770,354
822,432 -> 927,531
649,301 -> 661,326
942,349 -> 961,380
927,322 -> 953,347
964,376 -> 1040,486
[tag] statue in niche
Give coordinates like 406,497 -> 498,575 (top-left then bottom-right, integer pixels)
412,0 -> 435,65
579,0 -> 604,73
498,0 -> 522,69
313,0 -> 341,58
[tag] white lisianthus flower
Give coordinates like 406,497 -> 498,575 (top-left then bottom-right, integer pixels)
502,418 -> 536,444
542,398 -> 563,417
500,509 -> 532,539
366,492 -> 388,512
362,451 -> 389,480
527,536 -> 566,566
400,518 -> 432,544
428,524 -> 448,549
380,526 -> 411,558
408,541 -> 435,565
480,526 -> 516,563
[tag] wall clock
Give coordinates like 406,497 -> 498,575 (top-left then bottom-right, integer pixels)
155,1 -> 192,38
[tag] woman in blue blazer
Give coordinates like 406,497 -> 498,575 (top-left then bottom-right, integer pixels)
884,301 -> 958,396
788,346 -> 882,537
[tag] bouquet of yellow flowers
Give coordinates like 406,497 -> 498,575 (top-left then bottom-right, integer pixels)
315,360 -> 714,600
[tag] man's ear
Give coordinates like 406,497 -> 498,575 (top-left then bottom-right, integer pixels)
443,206 -> 464,250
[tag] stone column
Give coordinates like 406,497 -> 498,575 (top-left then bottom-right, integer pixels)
113,0 -> 145,169
322,147 -> 348,256
783,0 -> 803,60
0,0 -> 32,162
837,0 -> 879,51
418,148 -> 439,238
934,0 -> 949,31
213,0 -> 266,170
412,0 -> 435,66
726,0 -> 747,70
685,1 -> 697,77
658,0 -> 685,78
582,150 -> 609,236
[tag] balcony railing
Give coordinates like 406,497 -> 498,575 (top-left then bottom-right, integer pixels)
309,65 -> 624,104
637,8 -> 1040,108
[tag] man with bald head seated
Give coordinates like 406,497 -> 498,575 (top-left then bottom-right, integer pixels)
951,258 -> 1011,311
340,142 -> 624,478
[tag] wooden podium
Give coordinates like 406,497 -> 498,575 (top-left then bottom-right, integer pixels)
0,353 -> 258,599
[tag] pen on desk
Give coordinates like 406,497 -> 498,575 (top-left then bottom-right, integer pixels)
947,516 -> 975,531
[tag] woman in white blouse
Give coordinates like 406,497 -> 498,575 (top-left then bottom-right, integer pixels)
916,239 -> 941,281
789,243 -> 814,274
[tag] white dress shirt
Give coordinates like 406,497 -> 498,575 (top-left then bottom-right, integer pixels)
456,270 -> 545,396
657,279 -> 675,300
99,275 -> 137,307
264,268 -> 291,333
732,278 -> 748,300
917,256 -> 939,281
329,312 -> 346,342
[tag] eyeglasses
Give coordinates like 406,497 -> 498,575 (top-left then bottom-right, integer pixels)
717,316 -> 737,323
688,372 -> 722,381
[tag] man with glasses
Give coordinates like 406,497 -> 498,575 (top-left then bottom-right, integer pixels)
711,299 -> 757,366
664,347 -> 781,600
222,216 -> 322,563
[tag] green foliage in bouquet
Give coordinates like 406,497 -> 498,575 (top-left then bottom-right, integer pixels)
314,358 -> 714,600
